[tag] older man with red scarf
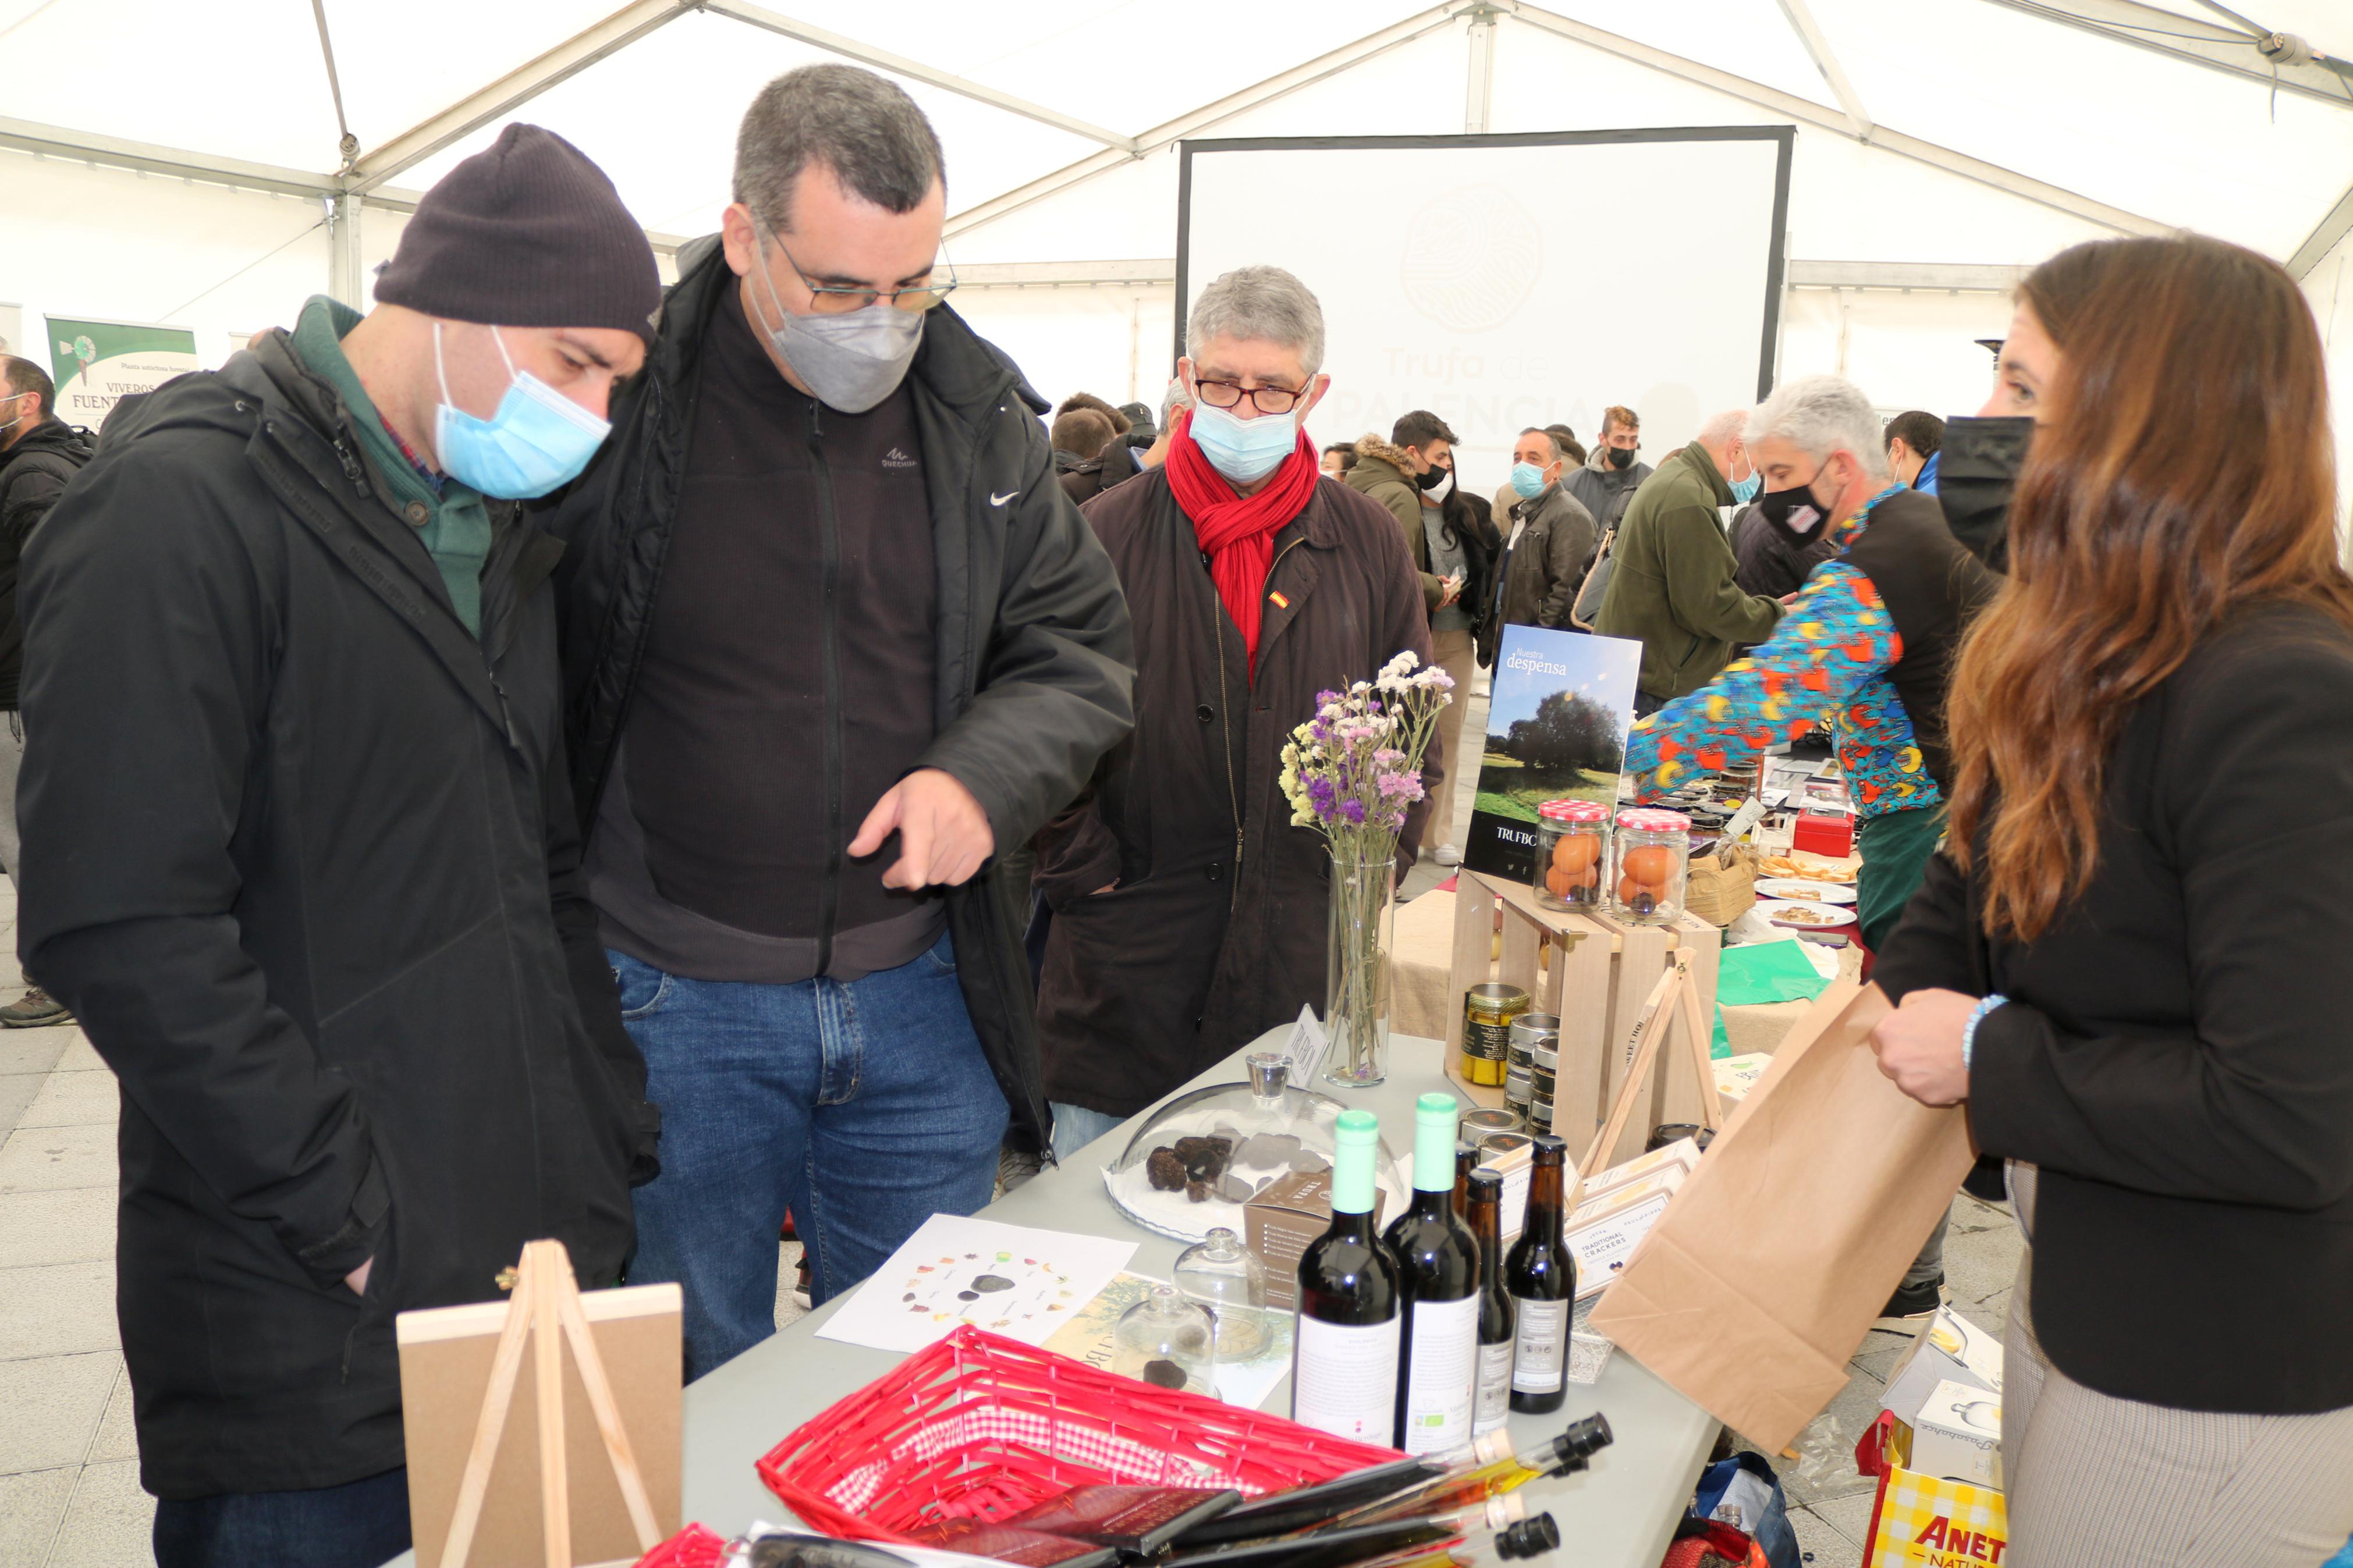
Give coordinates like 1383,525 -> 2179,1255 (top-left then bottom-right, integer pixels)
1032,265 -> 1438,1160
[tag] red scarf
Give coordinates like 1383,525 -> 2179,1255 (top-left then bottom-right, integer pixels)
1165,406 -> 1321,677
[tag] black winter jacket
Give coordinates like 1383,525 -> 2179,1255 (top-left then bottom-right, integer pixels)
17,334 -> 654,1498
0,418 -> 95,706
1878,603 -> 2353,1415
544,238 -> 1135,1150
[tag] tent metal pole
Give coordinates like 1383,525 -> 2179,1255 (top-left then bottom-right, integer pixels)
1773,0 -> 1873,140
1464,4 -> 1500,134
346,0 -> 700,195
703,1 -> 1139,154
944,1 -> 1478,240
0,115 -> 336,200
328,192 -> 365,308
2289,184 -> 2353,279
1975,0 -> 2353,106
1498,2 -> 2174,240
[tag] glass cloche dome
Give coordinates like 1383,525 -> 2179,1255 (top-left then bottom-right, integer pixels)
1102,1053 -> 1408,1243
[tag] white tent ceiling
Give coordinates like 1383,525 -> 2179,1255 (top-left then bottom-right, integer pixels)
5,0 -> 2353,482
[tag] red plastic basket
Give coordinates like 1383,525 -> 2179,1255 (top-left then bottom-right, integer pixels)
633,1523 -> 729,1568
757,1325 -> 1401,1544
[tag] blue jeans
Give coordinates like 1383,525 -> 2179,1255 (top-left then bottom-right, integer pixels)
615,931 -> 1008,1379
152,1467 -> 409,1568
1049,1101 -> 1128,1165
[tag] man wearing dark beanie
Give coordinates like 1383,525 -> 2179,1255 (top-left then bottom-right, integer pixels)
15,123 -> 661,1568
546,65 -> 1133,1378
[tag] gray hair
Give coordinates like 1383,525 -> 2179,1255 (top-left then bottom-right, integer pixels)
1696,408 -> 1749,449
1746,375 -> 1890,480
734,65 -> 945,232
1186,265 -> 1326,376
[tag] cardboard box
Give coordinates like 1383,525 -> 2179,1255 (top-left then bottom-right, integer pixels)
1857,1410 -> 2008,1568
1712,1052 -> 1773,1119
1882,1306 -> 2004,1425
1570,1157 -> 1688,1225
1577,1136 -> 1699,1206
1565,1182 -> 1678,1301
1907,1379 -> 2003,1489
1245,1171 -> 1393,1311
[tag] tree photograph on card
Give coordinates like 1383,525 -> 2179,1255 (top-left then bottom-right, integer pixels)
1463,627 -> 1643,883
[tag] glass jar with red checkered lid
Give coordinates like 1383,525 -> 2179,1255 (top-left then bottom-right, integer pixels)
1533,798 -> 1612,912
1610,808 -> 1691,926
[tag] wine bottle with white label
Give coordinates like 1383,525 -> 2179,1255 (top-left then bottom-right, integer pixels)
1506,1133 -> 1576,1413
1292,1107 -> 1401,1443
1382,1092 -> 1482,1457
1465,1167 -> 1516,1437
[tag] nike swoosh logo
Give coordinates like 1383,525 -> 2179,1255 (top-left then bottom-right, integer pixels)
990,490 -> 1017,506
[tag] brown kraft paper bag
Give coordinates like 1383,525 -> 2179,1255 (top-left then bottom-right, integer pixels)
1586,981 -> 1975,1452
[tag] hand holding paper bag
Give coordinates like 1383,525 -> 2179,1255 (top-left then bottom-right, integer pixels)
1587,982 -> 1975,1453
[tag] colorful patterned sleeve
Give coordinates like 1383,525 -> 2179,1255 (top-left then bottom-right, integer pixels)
1623,562 -> 1900,797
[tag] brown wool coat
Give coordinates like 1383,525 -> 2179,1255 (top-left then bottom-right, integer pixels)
1034,467 -> 1439,1116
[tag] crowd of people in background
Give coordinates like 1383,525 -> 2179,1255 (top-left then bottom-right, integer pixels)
4,51 -> 2351,1568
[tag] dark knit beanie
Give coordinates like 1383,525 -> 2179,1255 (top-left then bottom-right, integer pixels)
373,125 -> 659,343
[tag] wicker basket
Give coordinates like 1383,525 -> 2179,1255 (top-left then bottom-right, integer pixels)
757,1325 -> 1401,1544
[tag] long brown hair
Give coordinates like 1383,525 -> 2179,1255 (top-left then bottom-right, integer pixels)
1946,235 -> 2353,940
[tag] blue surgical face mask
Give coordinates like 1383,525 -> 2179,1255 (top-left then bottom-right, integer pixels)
1509,461 -> 1549,499
1727,447 -> 1763,506
1187,395 -> 1298,484
433,322 -> 611,500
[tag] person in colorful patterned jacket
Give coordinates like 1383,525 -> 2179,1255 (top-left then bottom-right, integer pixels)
1623,372 -> 1998,1331
1626,374 -> 1996,944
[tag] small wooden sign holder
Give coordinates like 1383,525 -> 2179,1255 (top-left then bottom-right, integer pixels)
1580,950 -> 1723,1178
438,1240 -> 663,1568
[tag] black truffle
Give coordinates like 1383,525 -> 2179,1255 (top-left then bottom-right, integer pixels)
1147,1147 -> 1187,1192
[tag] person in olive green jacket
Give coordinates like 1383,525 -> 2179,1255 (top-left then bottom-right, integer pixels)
1593,408 -> 1783,710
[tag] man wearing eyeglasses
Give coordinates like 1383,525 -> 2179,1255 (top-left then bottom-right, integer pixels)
1032,265 -> 1436,1159
546,65 -> 1134,1378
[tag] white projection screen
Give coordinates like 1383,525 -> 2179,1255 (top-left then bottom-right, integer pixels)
1176,129 -> 1793,486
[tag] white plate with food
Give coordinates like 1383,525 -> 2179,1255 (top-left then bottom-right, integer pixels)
1756,877 -> 1859,905
1756,899 -> 1858,930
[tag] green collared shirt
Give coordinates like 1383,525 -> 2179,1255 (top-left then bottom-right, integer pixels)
288,296 -> 491,635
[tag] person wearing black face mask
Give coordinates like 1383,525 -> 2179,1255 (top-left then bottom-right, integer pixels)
1623,374 -> 1998,1334
1562,403 -> 1651,535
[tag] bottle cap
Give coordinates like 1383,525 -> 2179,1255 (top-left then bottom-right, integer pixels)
1496,1514 -> 1563,1560
1467,1168 -> 1503,1196
1417,1091 -> 1458,1126
1529,1132 -> 1568,1167
1335,1108 -> 1379,1146
1546,1412 -> 1614,1474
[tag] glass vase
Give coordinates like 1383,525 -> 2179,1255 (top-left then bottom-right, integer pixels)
1323,846 -> 1396,1090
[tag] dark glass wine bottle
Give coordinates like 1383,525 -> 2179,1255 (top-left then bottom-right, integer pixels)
1465,1168 -> 1516,1437
1382,1093 -> 1482,1457
1291,1108 -> 1401,1444
1505,1133 -> 1575,1413
1451,1139 -> 1476,1221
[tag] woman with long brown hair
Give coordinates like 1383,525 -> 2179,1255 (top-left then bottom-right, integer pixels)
1869,233 -> 2353,1565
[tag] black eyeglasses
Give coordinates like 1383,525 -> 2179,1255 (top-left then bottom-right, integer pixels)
755,215 -> 957,314
1194,378 -> 1305,415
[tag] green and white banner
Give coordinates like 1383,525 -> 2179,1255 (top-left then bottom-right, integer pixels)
46,316 -> 198,423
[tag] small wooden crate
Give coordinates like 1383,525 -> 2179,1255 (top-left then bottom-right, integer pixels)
1444,869 -> 1721,1168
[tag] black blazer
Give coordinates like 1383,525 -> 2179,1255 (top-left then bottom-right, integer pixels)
1877,601 -> 2353,1415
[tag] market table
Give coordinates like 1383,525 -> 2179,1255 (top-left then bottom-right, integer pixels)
384,1030 -> 1717,1568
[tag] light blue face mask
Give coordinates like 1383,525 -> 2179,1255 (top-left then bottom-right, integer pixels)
433,322 -> 611,500
1727,448 -> 1763,506
1509,461 -> 1550,499
1187,395 -> 1299,484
